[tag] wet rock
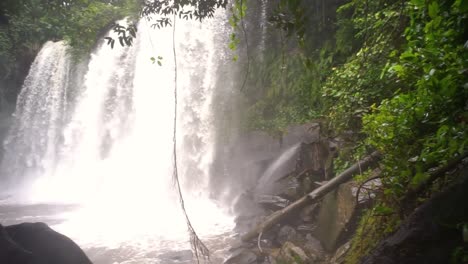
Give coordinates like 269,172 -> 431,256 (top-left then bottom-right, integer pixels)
1,222 -> 92,264
297,224 -> 316,233
0,223 -> 32,264
256,195 -> 290,210
314,182 -> 356,251
277,225 -> 301,245
329,241 -> 350,264
283,177 -> 301,199
300,204 -> 318,222
276,241 -> 310,264
281,123 -> 321,147
234,214 -> 262,233
224,249 -> 258,264
303,234 -> 324,261
301,177 -> 313,193
297,139 -> 337,180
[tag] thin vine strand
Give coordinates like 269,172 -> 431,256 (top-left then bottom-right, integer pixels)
171,13 -> 211,264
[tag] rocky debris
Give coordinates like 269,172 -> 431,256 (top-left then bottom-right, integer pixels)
329,241 -> 351,264
276,225 -> 300,245
227,125 -> 377,264
282,177 -> 302,199
274,241 -> 310,264
300,204 -> 318,222
297,224 -> 316,233
302,234 -> 325,262
0,222 -> 92,264
256,195 -> 290,210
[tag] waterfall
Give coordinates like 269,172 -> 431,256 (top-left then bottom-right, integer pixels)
0,41 -> 71,189
0,13 -> 235,264
259,0 -> 268,56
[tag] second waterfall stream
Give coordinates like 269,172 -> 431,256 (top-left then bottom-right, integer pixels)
0,12 -> 236,264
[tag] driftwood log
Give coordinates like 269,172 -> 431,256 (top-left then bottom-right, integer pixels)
241,151 -> 382,242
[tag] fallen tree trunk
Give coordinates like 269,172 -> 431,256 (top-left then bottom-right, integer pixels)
241,151 -> 382,242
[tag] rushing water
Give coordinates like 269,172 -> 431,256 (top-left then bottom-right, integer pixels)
0,13 -> 235,264
255,143 -> 300,195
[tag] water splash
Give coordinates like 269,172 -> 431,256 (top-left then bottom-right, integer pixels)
256,143 -> 300,193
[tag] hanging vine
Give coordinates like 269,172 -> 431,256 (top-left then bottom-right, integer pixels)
171,14 -> 211,264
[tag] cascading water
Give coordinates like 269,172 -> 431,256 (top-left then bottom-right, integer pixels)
255,143 -> 300,194
0,42 -> 72,190
0,12 -> 235,264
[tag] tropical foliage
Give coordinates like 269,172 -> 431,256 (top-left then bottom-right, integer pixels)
235,0 -> 467,261
0,0 -> 466,261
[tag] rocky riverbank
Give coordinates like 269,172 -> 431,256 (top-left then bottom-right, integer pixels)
222,123 -> 468,264
221,123 -> 373,263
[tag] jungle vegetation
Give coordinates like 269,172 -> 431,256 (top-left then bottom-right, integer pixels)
0,0 -> 467,262
235,0 -> 467,262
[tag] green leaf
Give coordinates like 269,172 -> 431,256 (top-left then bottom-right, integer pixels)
411,172 -> 429,187
411,0 -> 425,7
428,1 -> 439,18
373,205 -> 394,215
454,0 -> 468,12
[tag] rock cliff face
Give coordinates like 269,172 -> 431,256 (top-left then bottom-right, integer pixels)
0,46 -> 39,106
0,35 -> 41,163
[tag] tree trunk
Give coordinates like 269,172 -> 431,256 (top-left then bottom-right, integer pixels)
241,151 -> 382,242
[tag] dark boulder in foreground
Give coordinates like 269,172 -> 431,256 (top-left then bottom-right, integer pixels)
0,222 -> 92,264
362,167 -> 468,264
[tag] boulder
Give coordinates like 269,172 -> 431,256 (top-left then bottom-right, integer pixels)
314,182 -> 357,251
303,234 -> 324,261
256,195 -> 290,210
1,222 -> 92,264
275,241 -> 310,264
362,167 -> 468,264
0,224 -> 32,264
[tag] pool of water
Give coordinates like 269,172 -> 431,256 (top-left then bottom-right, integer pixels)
0,201 -> 237,264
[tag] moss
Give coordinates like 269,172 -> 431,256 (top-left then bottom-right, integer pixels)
345,208 -> 401,264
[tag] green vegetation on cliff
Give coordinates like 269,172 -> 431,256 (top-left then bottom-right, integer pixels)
0,0 -> 466,261
236,0 -> 467,262
0,0 -> 140,102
